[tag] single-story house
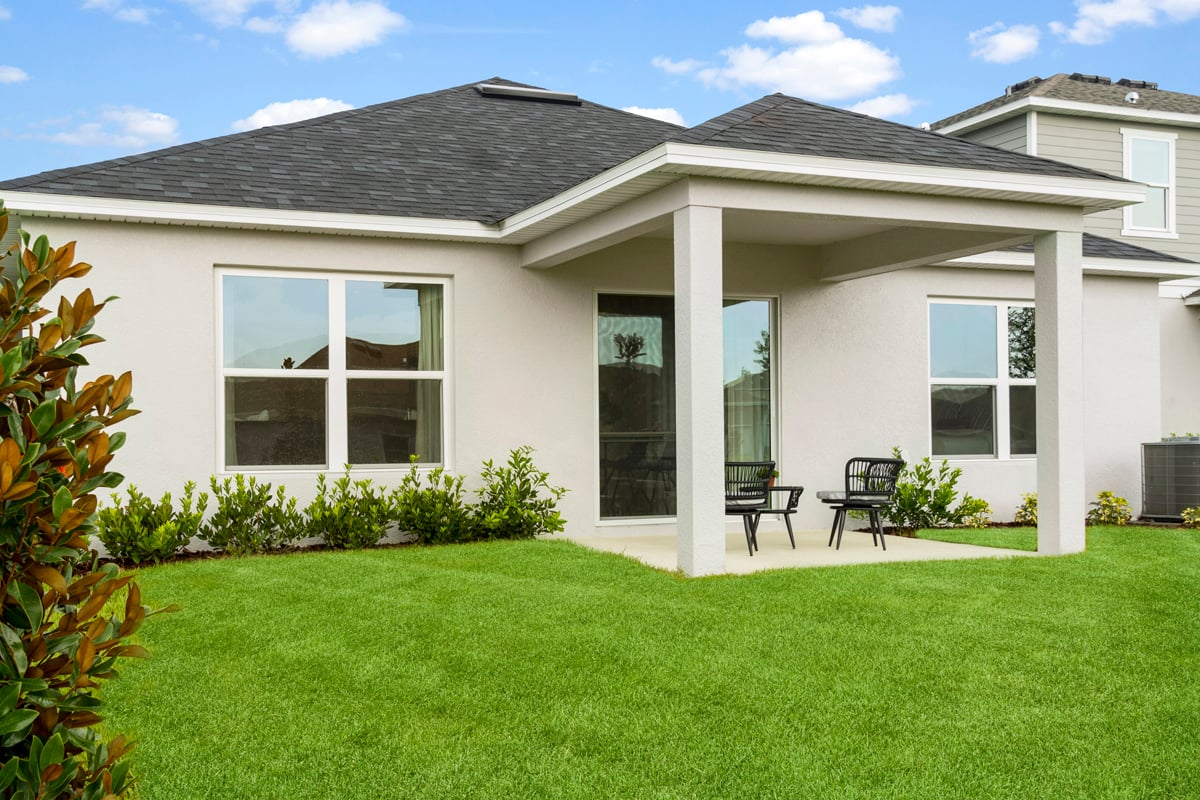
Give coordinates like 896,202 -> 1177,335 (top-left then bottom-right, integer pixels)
1,77 -> 1191,575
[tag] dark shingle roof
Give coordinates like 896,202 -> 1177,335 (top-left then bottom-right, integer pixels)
669,93 -> 1119,183
933,73 -> 1200,130
1006,232 -> 1195,263
0,78 -> 1125,224
0,79 -> 682,225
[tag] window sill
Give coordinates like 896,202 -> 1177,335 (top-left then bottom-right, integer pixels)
1120,228 -> 1179,240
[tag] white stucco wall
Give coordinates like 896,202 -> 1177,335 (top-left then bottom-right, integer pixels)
21,217 -> 1165,536
1160,294 -> 1200,436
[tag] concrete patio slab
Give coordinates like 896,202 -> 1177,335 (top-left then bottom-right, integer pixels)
566,523 -> 1033,575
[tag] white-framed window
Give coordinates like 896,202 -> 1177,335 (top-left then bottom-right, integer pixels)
1122,128 -> 1177,238
928,299 -> 1035,459
217,269 -> 450,471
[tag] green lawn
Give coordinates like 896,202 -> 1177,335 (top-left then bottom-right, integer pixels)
915,525 -> 1039,551
104,527 -> 1199,799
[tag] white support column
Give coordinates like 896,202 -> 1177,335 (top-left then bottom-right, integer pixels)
674,205 -> 726,576
1034,231 -> 1086,555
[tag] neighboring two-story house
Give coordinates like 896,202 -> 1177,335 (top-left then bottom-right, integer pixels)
933,72 -> 1200,438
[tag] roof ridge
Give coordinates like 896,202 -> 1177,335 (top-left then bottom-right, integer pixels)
672,94 -> 791,144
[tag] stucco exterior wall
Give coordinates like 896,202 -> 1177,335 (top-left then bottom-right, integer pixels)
21,217 -> 1165,536
1160,295 -> 1200,435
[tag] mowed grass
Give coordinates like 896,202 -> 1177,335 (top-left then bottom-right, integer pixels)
104,527 -> 1199,799
915,525 -> 1039,551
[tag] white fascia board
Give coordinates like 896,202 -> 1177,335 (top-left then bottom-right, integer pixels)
503,140 -> 1142,236
938,96 -> 1200,136
2,191 -> 502,241
945,249 -> 1200,280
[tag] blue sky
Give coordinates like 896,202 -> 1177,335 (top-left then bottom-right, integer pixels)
2,1 -> 1200,178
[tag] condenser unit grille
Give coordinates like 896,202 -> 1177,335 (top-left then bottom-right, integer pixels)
1142,442 -> 1200,520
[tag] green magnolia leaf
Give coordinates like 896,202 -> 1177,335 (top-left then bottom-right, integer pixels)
4,582 -> 42,632
52,486 -> 72,519
40,732 -> 64,772
0,708 -> 37,736
29,399 -> 55,437
0,757 -> 18,792
0,683 -> 18,715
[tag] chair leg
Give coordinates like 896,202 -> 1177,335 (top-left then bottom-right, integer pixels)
784,513 -> 795,549
742,515 -> 754,556
835,508 -> 848,550
827,511 -> 840,547
870,510 -> 886,551
750,513 -> 761,551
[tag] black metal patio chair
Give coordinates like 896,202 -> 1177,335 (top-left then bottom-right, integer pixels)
725,461 -> 774,556
816,457 -> 905,550
758,485 -> 805,549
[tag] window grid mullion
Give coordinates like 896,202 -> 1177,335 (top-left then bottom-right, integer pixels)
327,278 -> 348,468
996,304 -> 1011,460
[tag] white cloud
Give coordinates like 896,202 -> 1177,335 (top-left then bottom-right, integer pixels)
48,107 -> 179,149
285,1 -> 408,58
651,56 -> 706,75
655,12 -> 900,102
245,15 -> 283,33
969,22 -> 1041,62
834,5 -> 901,32
83,0 -> 150,23
848,93 -> 917,118
746,11 -> 844,43
621,106 -> 686,126
178,0 -> 262,27
1050,0 -> 1200,44
0,65 -> 28,83
232,97 -> 354,131
0,5 -> 12,21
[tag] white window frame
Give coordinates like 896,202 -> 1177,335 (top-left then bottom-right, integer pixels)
216,267 -> 452,473
928,298 -> 1035,461
1121,127 -> 1177,239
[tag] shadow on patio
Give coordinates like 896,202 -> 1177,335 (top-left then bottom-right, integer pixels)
567,522 -> 1034,575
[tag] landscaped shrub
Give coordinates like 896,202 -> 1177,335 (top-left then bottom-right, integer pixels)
1014,492 -> 1038,526
97,481 -> 208,563
0,205 -> 152,798
884,447 -> 990,534
1182,507 -> 1200,529
1086,490 -> 1133,526
474,446 -> 568,540
393,458 -> 473,544
202,474 -> 302,555
958,498 -> 993,529
304,467 -> 395,549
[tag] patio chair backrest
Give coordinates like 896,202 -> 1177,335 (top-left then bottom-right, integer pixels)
725,461 -> 775,506
845,457 -> 905,500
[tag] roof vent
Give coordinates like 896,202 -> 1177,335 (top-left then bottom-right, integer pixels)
1005,76 -> 1042,96
1117,78 -> 1158,90
475,83 -> 582,105
1068,72 -> 1112,85
1125,91 -> 1140,104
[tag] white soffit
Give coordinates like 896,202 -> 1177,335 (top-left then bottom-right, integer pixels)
944,249 -> 1200,280
938,96 -> 1200,136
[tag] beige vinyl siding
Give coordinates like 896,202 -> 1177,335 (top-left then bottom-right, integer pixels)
1036,113 -> 1200,262
959,115 -> 1027,153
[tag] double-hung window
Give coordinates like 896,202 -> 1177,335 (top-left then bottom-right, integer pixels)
219,270 -> 449,470
929,300 -> 1035,458
1122,128 -> 1177,237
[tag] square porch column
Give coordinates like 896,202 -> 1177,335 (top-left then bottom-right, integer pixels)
1034,231 -> 1085,555
674,205 -> 725,576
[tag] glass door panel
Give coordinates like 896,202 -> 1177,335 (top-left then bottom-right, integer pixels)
723,299 -> 772,462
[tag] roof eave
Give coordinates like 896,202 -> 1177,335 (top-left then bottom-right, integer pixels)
943,249 -> 1200,281
936,96 -> 1200,135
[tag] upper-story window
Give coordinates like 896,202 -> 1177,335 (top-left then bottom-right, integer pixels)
1122,128 -> 1177,238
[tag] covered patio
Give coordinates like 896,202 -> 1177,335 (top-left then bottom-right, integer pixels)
567,522 -> 1033,575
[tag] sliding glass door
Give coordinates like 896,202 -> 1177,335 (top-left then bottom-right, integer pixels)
597,294 -> 774,520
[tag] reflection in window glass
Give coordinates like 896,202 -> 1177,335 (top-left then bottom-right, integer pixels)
224,377 -> 326,467
1008,307 -> 1035,379
1131,187 -> 1168,229
723,299 -> 771,462
1131,138 -> 1169,184
931,385 -> 995,456
1010,386 -> 1037,456
348,379 -> 441,464
597,295 -> 676,519
930,304 -> 996,379
346,282 -> 443,370
223,276 -> 328,369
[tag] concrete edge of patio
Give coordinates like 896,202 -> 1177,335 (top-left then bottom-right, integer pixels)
566,523 -> 1035,575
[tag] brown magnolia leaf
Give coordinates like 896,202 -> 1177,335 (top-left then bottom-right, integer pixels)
76,637 -> 96,673
73,288 -> 96,328
124,582 -> 141,617
109,372 -> 132,409
106,409 -> 139,425
57,295 -> 75,335
29,564 -> 68,595
4,481 -> 37,501
0,461 -> 12,494
37,323 -> 62,352
40,763 -> 64,784
117,644 -> 150,659
58,507 -> 86,532
88,433 -> 110,465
